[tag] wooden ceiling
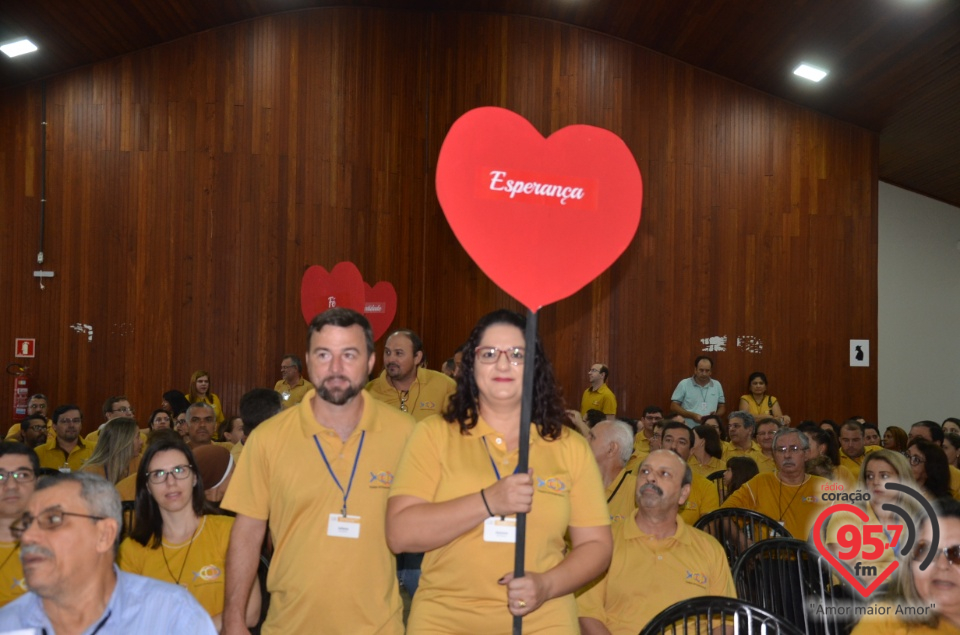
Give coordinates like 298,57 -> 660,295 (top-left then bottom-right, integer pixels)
2,0 -> 958,207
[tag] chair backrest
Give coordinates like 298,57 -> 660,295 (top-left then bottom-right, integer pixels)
640,595 -> 805,635
694,507 -> 792,566
706,469 -> 726,504
120,500 -> 136,539
732,537 -> 859,635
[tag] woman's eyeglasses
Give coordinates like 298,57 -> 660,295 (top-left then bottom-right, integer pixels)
146,465 -> 193,484
474,347 -> 525,366
901,452 -> 925,466
912,541 -> 960,566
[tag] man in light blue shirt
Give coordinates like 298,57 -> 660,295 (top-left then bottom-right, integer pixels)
670,355 -> 725,427
0,472 -> 216,634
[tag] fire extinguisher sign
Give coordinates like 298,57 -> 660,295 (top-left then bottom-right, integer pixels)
15,338 -> 35,358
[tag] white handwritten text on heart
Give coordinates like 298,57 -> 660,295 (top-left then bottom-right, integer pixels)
477,169 -> 598,210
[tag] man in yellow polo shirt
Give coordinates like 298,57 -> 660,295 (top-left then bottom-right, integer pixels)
660,422 -> 719,525
578,450 -> 735,634
6,394 -> 53,442
581,363 -> 617,419
721,428 -> 830,539
839,420 -> 882,474
221,308 -> 414,635
274,355 -> 312,409
752,417 -> 781,473
721,411 -> 765,465
35,405 -> 94,471
588,420 -> 638,523
365,329 -> 456,422
631,406 -> 663,459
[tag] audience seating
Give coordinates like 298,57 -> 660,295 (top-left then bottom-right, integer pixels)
732,537 -> 859,635
706,470 -> 726,504
639,595 -> 804,635
694,508 -> 792,567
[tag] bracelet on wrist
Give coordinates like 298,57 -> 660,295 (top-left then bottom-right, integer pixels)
479,488 -> 494,517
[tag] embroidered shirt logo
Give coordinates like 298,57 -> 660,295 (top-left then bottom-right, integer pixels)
536,476 -> 567,493
369,471 -> 394,487
193,565 -> 222,582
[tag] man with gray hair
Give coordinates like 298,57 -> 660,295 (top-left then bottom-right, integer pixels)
721,427 -> 829,539
186,401 -> 233,450
721,410 -> 763,464
577,450 -> 735,633
0,472 -> 215,632
587,420 -> 637,523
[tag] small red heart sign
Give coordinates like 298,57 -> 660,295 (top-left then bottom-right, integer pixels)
812,503 -> 899,597
363,280 -> 397,341
300,262 -> 365,325
436,107 -> 642,311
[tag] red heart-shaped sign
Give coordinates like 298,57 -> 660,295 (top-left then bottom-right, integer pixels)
300,262 -> 366,325
436,107 -> 642,311
363,281 -> 397,341
812,504 -> 900,598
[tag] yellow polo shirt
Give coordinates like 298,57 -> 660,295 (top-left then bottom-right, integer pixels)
606,467 -> 637,524
949,465 -> 960,499
118,515 -> 234,618
35,437 -> 94,471
721,472 -> 829,539
687,454 -> 724,479
390,414 -> 610,634
115,473 -> 137,501
577,510 -> 736,634
364,367 -> 456,422
0,542 -> 27,607
839,445 -> 883,475
581,384 -> 617,418
273,377 -> 313,410
851,614 -> 960,635
679,473 -> 720,525
752,452 -> 777,474
222,389 -> 414,635
720,440 -> 764,465
632,431 -> 654,460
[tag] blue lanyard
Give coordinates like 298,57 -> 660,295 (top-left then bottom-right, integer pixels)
314,431 -> 365,517
481,437 -> 520,480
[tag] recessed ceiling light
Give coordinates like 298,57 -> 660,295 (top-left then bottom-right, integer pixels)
793,63 -> 828,82
1,38 -> 39,58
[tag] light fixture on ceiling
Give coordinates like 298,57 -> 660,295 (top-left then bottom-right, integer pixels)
793,63 -> 828,82
1,38 -> 39,58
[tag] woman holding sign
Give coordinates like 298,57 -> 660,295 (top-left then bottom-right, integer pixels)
386,309 -> 612,634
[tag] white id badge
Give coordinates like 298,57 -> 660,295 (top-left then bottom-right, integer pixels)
483,516 -> 517,543
327,513 -> 362,539
700,401 -> 708,411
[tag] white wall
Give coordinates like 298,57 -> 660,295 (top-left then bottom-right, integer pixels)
878,182 -> 960,429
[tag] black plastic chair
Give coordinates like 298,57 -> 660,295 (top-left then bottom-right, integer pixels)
694,508 -> 792,567
732,537 -> 859,635
640,595 -> 804,635
251,553 -> 271,635
706,469 -> 726,504
120,500 -> 136,538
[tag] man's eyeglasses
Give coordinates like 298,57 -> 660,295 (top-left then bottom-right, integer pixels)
912,541 -> 960,566
902,452 -> 925,466
0,469 -> 35,484
26,425 -> 48,433
146,465 -> 193,484
474,346 -> 525,366
10,506 -> 106,541
773,445 -> 804,455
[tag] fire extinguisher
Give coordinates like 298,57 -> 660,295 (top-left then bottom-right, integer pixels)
7,363 -> 32,422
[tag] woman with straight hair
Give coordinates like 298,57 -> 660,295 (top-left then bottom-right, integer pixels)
905,438 -> 953,500
185,370 -> 224,424
118,436 -> 259,630
80,417 -> 141,484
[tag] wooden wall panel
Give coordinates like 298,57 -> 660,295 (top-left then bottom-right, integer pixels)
0,7 -> 877,434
